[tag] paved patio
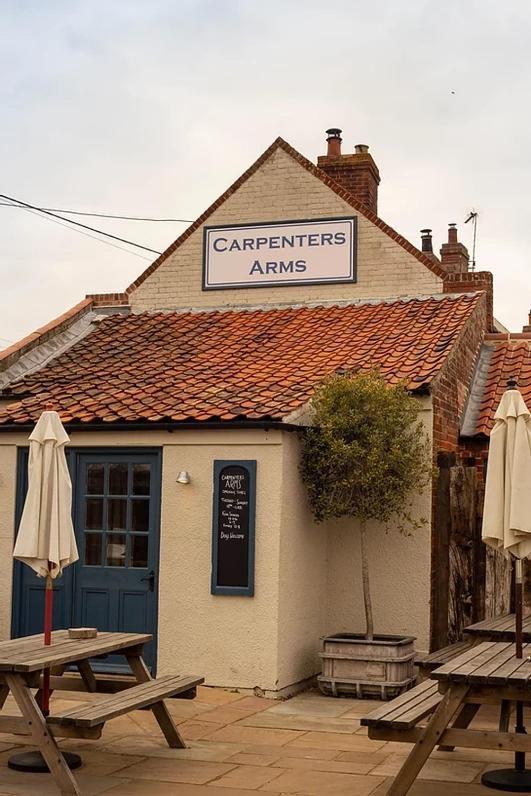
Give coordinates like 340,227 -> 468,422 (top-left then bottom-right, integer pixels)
0,685 -> 523,794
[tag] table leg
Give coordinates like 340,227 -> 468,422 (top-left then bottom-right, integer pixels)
76,659 -> 98,693
5,674 -> 81,796
387,683 -> 469,796
499,699 -> 512,732
0,684 -> 9,711
126,652 -> 186,749
438,702 -> 480,752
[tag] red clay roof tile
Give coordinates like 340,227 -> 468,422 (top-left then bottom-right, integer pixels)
0,295 -> 482,427
475,340 -> 531,435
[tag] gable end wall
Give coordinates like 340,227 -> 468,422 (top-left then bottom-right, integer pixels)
129,148 -> 442,312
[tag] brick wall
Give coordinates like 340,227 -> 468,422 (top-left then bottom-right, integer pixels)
431,292 -> 488,454
316,153 -> 380,214
129,147 -> 442,312
444,272 -> 494,331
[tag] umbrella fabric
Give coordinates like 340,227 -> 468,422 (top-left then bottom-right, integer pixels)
482,389 -> 531,559
13,411 -> 78,578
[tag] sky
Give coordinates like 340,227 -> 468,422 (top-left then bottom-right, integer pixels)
1,0 -> 530,346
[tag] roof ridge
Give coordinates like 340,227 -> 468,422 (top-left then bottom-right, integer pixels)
125,136 -> 447,295
118,291 -> 479,320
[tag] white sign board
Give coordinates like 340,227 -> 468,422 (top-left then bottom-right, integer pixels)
202,217 -> 357,290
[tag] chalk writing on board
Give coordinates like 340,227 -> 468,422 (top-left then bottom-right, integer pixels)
216,465 -> 250,588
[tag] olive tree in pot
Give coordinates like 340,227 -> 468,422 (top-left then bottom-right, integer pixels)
300,370 -> 432,699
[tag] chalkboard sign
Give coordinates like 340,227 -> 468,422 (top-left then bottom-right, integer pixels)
211,460 -> 256,596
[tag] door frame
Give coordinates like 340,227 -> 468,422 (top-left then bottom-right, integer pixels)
11,446 -> 163,674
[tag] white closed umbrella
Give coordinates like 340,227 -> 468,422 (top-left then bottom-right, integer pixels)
482,388 -> 531,559
13,409 -> 78,715
481,382 -> 531,790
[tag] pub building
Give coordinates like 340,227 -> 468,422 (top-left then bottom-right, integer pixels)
0,129 -> 529,697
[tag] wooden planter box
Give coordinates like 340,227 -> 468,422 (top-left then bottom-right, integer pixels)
317,633 -> 417,700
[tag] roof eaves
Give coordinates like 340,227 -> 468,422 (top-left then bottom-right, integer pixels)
126,137 -> 447,295
0,298 -> 94,371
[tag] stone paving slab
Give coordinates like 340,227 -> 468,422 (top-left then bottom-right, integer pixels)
0,684 -> 521,794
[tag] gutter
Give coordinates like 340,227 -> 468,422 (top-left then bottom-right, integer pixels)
0,420 -> 306,434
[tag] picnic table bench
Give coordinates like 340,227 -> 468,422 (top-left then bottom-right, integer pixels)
0,630 -> 203,796
362,640 -> 531,795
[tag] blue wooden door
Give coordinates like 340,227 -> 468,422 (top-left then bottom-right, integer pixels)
12,449 -> 161,672
72,452 -> 161,670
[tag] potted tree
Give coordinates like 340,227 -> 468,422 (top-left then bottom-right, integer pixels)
300,370 -> 432,699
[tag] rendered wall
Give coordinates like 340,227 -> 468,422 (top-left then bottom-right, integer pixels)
129,146 -> 442,312
0,429 -> 284,693
324,397 -> 434,654
276,432 -> 327,690
0,444 -> 17,640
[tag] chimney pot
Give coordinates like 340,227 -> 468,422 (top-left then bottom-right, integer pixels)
420,228 -> 433,254
448,223 -> 458,244
355,144 -> 369,154
325,128 -> 342,157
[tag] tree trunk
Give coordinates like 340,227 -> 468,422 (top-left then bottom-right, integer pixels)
360,519 -> 374,641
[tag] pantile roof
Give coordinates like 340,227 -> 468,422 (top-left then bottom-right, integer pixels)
473,339 -> 531,436
0,294 -> 482,427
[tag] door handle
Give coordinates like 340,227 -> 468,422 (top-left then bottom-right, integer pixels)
140,570 -> 155,592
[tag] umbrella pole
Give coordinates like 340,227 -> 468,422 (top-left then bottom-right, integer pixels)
42,573 -> 53,716
482,557 -> 531,791
514,559 -> 526,773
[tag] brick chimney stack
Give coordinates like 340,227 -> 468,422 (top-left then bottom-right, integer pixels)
523,311 -> 531,333
440,223 -> 469,273
317,128 -> 381,215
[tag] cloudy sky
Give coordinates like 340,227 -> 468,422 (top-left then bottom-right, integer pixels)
1,0 -> 529,345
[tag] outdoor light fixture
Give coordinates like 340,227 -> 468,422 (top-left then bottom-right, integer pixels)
176,471 -> 191,485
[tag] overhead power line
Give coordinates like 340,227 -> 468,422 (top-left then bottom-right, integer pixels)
0,201 -> 192,223
12,203 -> 154,261
1,193 -> 162,255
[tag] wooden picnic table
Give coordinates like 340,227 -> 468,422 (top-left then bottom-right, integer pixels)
0,631 -> 203,796
364,640 -> 531,796
464,612 -> 531,642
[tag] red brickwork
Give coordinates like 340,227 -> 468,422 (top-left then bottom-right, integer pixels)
316,153 -> 380,214
431,292 -> 488,454
444,272 -> 494,331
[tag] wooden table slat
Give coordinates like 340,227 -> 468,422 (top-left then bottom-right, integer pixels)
49,675 -> 203,727
361,680 -> 437,724
469,644 -> 527,683
0,633 -> 151,672
432,642 -> 498,679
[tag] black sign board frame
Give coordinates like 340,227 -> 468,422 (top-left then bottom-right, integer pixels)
211,460 -> 256,596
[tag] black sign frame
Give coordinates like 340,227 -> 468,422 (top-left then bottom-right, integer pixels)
211,460 -> 256,596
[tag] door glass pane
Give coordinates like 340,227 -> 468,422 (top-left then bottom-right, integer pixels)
131,500 -> 149,532
106,533 -> 126,566
132,464 -> 151,495
86,499 -> 103,530
86,464 -> 104,495
109,464 -> 128,495
107,499 -> 127,530
84,533 -> 102,565
131,535 -> 148,568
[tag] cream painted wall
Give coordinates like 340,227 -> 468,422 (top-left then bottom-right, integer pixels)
0,444 -> 16,640
0,429 -> 285,692
276,433 -> 327,690
0,410 -> 434,691
324,398 -> 434,654
130,147 -> 442,313
156,435 -> 283,691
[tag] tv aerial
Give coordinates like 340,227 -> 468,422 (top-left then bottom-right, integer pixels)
464,210 -> 479,271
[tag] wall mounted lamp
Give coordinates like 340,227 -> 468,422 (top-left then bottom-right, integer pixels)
176,470 -> 191,485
